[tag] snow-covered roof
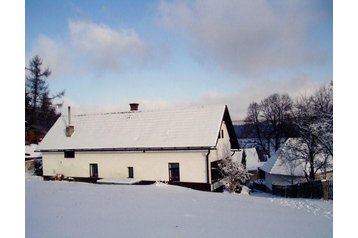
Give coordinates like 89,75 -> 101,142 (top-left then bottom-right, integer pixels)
260,138 -> 333,177
231,150 -> 243,163
260,139 -> 306,176
25,144 -> 42,159
231,148 -> 264,171
38,105 -> 239,151
244,148 -> 265,171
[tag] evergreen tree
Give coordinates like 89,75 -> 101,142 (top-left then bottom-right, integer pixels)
25,55 -> 64,133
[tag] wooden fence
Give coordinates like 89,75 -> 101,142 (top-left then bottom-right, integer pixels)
272,180 -> 333,200
327,180 -> 333,200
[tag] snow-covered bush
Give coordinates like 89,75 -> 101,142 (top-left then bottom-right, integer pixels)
33,159 -> 43,176
218,153 -> 250,193
25,159 -> 43,176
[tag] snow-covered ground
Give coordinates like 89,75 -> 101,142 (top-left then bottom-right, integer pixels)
25,176 -> 332,238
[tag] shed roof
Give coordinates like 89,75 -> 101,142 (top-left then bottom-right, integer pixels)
25,144 -> 42,159
38,105 -> 239,151
244,148 -> 265,171
231,148 -> 264,171
260,138 -> 333,177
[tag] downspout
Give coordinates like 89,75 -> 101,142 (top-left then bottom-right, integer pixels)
206,149 -> 211,184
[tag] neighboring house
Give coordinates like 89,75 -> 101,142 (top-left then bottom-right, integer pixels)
25,143 -> 42,175
25,143 -> 42,160
37,104 -> 239,191
231,148 -> 265,180
260,138 -> 333,191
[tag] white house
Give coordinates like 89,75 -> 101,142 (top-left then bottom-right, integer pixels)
260,138 -> 333,190
37,104 -> 240,191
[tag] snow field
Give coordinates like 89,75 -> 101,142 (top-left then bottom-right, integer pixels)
26,177 -> 332,238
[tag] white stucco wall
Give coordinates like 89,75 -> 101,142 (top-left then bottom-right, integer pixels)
210,121 -> 231,162
207,121 -> 231,189
43,150 -> 209,183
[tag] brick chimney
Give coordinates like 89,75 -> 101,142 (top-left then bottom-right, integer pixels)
129,103 -> 139,112
66,106 -> 74,137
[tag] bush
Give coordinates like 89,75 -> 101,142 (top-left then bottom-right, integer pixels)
33,159 -> 43,176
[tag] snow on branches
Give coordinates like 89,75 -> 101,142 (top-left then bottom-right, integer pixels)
218,145 -> 250,193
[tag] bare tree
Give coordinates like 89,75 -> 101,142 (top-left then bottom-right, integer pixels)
318,153 -> 333,179
244,102 -> 271,158
310,82 -> 333,156
261,93 -> 293,151
244,94 -> 294,159
290,82 -> 333,180
278,138 -> 326,183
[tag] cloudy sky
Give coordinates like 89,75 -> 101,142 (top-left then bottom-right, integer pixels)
25,0 -> 332,120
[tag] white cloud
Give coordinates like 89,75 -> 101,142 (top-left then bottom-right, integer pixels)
159,0 -> 331,76
69,20 -> 147,71
27,20 -> 148,77
28,34 -> 74,77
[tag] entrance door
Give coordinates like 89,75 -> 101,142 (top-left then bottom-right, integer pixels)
89,163 -> 98,177
168,163 -> 180,182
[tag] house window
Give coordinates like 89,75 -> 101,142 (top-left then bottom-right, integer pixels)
89,163 -> 98,177
64,150 -> 75,158
168,163 -> 180,182
128,167 -> 134,178
218,129 -> 224,139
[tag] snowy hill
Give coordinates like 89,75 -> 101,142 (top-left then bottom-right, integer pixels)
26,177 -> 332,238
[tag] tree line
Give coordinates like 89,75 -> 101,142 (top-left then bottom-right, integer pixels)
242,82 -> 333,181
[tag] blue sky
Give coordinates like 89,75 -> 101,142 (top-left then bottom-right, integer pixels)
25,0 -> 333,120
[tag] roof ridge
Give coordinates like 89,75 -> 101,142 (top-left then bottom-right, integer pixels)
61,104 -> 226,117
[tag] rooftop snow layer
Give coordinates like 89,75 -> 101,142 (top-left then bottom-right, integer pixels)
25,144 -> 42,159
232,148 -> 264,171
260,138 -> 333,176
244,148 -> 265,171
260,138 -> 307,176
38,105 -> 227,151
